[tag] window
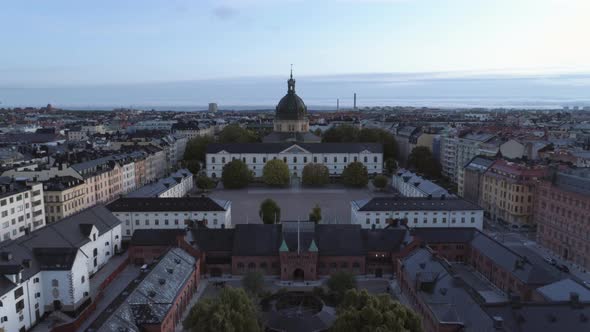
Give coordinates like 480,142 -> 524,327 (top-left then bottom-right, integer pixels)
52,279 -> 59,287
14,287 -> 23,298
81,276 -> 85,283
15,299 -> 24,312
364,156 -> 368,162
93,248 -> 98,257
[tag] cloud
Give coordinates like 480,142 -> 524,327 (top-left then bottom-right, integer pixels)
212,6 -> 238,20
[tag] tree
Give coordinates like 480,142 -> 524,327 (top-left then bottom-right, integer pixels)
309,204 -> 322,223
341,162 -> 368,187
330,289 -> 422,332
372,175 -> 389,191
196,175 -> 216,191
242,271 -> 265,296
322,125 -> 359,143
302,163 -> 330,186
327,271 -> 357,299
262,159 -> 290,187
322,126 -> 397,161
184,135 -> 215,163
407,146 -> 442,179
384,158 -> 398,175
218,124 -> 259,143
183,159 -> 201,175
183,287 -> 262,332
259,198 -> 280,224
222,160 -> 252,189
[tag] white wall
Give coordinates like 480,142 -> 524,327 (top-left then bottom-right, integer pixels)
206,150 -> 382,178
351,204 -> 483,230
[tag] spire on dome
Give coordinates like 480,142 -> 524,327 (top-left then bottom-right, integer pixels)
288,64 -> 296,93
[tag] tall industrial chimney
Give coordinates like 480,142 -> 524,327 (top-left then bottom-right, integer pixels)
353,93 -> 357,110
337,98 -> 339,112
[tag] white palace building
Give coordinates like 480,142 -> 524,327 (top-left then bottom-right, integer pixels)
205,72 -> 383,178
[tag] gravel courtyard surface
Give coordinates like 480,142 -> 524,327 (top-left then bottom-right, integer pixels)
209,186 -> 390,225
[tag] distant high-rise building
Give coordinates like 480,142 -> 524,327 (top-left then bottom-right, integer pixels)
208,103 -> 218,113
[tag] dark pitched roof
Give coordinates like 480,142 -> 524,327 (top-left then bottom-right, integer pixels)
232,225 -> 282,256
412,228 -> 477,244
355,197 -> 481,212
315,225 -> 365,256
130,229 -> 185,247
262,131 -> 321,143
206,142 -> 383,154
189,229 -> 235,252
33,247 -> 78,270
484,303 -> 590,332
362,228 -> 409,252
107,197 -> 227,212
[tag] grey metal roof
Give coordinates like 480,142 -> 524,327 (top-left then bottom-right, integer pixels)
315,225 -> 365,256
206,142 -> 383,154
412,228 -> 477,244
402,249 -> 495,331
92,248 -> 196,332
536,278 -> 590,302
354,197 -> 481,212
484,303 -> 590,332
232,224 -> 282,256
107,197 -> 227,212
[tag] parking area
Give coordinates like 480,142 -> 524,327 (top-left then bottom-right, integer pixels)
209,186 -> 389,224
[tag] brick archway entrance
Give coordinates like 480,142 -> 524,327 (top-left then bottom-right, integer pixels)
293,268 -> 304,281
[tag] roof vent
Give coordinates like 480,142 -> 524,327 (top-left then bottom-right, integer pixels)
1,252 -> 12,261
159,278 -> 166,285
439,288 -> 447,295
492,316 -> 504,330
148,291 -> 156,298
167,268 -> 174,274
419,262 -> 426,269
174,258 -> 181,264
22,259 -> 31,268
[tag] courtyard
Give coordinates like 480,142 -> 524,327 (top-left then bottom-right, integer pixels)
208,185 -> 391,225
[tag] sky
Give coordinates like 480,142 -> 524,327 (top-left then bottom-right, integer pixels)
1,0 -> 589,108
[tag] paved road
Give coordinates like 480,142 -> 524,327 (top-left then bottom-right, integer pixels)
209,186 -> 389,224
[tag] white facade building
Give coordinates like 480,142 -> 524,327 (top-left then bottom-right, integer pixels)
108,197 -> 232,238
0,178 -> 46,243
392,169 -> 450,198
351,197 -> 483,230
126,169 -> 193,198
0,206 -> 121,332
206,143 -> 383,178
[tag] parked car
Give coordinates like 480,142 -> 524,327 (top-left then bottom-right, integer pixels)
544,256 -> 557,265
557,264 -> 570,273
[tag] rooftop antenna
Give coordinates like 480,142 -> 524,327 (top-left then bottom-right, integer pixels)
290,64 -> 293,79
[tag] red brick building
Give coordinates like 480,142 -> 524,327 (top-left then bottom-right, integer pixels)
535,168 -> 590,269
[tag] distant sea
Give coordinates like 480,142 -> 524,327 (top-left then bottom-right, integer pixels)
1,72 -> 589,110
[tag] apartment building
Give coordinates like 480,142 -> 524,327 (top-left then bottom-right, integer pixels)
456,132 -> 495,196
43,176 -> 89,224
350,196 -> 483,230
71,158 -> 122,205
536,168 -> 590,269
206,143 -> 383,178
440,135 -> 457,182
0,206 -> 121,332
126,169 -> 193,198
0,178 -> 45,243
480,160 -> 547,227
462,156 -> 494,205
172,121 -> 214,140
107,197 -> 232,237
391,169 -> 449,198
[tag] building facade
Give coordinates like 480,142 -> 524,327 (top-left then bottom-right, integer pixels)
206,143 -> 383,178
126,169 -> 193,198
462,156 -> 494,205
107,197 -> 232,237
0,178 -> 45,243
535,168 -> 590,269
456,132 -> 496,197
351,197 -> 484,230
480,160 -> 546,226
43,176 -> 89,224
391,169 -> 450,198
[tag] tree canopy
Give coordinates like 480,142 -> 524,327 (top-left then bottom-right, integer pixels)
407,146 -> 442,179
372,175 -> 389,190
184,135 -> 215,163
222,159 -> 252,189
183,287 -> 262,332
341,162 -> 369,187
196,175 -> 216,191
262,159 -> 290,186
327,271 -> 357,300
218,124 -> 259,143
322,126 -> 397,161
309,204 -> 322,223
259,198 -> 281,224
302,163 -> 330,186
330,289 -> 423,332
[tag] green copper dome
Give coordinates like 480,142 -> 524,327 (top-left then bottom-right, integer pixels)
276,71 -> 307,121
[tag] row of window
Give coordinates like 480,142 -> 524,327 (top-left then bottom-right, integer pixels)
212,155 -> 379,164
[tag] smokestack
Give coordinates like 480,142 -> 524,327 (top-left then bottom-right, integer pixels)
353,93 -> 357,110
337,99 -> 339,112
